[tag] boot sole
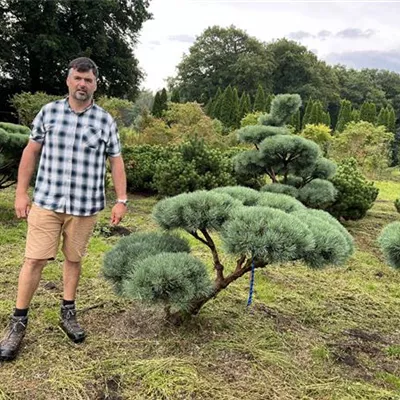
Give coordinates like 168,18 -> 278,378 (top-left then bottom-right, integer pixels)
0,350 -> 18,362
60,324 -> 86,344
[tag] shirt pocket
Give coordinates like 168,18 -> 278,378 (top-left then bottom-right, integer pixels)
82,126 -> 104,149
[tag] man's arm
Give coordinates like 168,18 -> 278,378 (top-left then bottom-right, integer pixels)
109,155 -> 127,225
15,140 -> 43,218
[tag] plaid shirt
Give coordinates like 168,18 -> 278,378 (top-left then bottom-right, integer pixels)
30,98 -> 121,216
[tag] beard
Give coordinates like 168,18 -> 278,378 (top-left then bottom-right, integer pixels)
73,90 -> 91,101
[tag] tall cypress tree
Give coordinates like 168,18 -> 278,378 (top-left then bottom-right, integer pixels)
360,101 -> 377,124
302,99 -> 313,129
239,91 -> 250,121
335,100 -> 352,132
377,107 -> 388,127
308,101 -> 324,125
265,94 -> 273,113
253,84 -> 266,112
325,112 -> 331,128
387,106 -> 396,133
152,91 -> 162,117
290,109 -> 301,133
351,109 -> 360,123
171,89 -> 180,103
247,93 -> 253,113
232,87 -> 240,128
220,85 -> 234,127
212,88 -> 223,120
160,88 -> 168,114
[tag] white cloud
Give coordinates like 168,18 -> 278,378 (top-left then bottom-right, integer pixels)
135,0 -> 400,91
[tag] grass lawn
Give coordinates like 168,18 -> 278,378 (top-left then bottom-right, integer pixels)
1,182 -> 400,399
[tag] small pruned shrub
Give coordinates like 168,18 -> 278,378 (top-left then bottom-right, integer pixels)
327,158 -> 378,220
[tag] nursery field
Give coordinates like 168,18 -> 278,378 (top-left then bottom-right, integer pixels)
1,182 -> 400,400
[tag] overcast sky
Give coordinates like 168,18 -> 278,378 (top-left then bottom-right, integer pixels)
135,0 -> 400,91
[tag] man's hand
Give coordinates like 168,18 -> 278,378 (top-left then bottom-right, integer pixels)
110,203 -> 127,225
15,192 -> 31,219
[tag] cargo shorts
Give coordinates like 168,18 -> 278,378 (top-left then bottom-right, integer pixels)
25,204 -> 97,262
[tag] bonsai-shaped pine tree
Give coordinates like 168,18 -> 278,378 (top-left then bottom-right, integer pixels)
103,188 -> 354,324
379,223 -> 400,269
0,122 -> 30,189
234,94 -> 338,209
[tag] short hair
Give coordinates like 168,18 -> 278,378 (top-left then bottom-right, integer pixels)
68,57 -> 98,78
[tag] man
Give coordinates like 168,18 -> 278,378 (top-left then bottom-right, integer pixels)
0,57 -> 128,361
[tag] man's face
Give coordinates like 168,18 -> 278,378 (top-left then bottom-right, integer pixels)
66,68 -> 97,102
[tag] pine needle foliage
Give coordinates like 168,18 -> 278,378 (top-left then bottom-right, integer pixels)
152,190 -> 241,232
221,206 -> 315,262
105,188 -> 354,322
211,186 -> 261,206
123,252 -> 213,312
256,192 -> 305,213
297,179 -> 337,209
102,232 -> 190,295
234,94 -> 337,210
261,183 -> 299,198
379,222 -> 400,269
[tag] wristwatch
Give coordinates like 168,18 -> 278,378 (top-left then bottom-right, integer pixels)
116,199 -> 128,206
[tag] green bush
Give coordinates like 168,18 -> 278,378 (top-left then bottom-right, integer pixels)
123,145 -> 173,193
11,92 -> 61,126
0,123 -> 30,189
96,96 -> 135,127
153,139 -> 236,196
327,158 -> 379,220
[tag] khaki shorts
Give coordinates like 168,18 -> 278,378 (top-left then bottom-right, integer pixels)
25,204 -> 97,262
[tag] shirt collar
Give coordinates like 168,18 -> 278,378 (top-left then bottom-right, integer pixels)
64,97 -> 95,115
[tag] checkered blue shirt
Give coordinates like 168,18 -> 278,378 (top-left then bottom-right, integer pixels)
30,98 -> 121,216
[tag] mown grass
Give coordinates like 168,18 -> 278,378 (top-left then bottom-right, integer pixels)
0,182 -> 400,399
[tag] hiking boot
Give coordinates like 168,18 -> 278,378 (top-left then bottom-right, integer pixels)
0,316 -> 28,361
60,305 -> 86,343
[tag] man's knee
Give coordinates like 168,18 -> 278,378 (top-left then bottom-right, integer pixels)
24,258 -> 47,269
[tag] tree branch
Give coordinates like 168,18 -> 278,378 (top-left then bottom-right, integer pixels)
200,228 -> 225,284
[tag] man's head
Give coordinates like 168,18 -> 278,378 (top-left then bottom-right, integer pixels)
66,57 -> 98,102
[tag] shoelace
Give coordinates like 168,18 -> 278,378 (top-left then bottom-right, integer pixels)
5,319 -> 26,341
63,309 -> 82,331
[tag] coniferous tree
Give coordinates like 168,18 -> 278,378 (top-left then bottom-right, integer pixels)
247,93 -> 253,112
212,88 -> 223,120
377,107 -> 388,127
335,100 -> 352,132
239,91 -> 251,121
302,99 -> 313,129
232,87 -> 241,128
152,91 -> 162,117
220,85 -> 234,127
171,89 -> 181,103
160,88 -> 168,114
387,105 -> 396,133
290,109 -> 301,133
265,94 -> 274,113
351,109 -> 360,123
253,84 -> 266,112
308,101 -> 324,125
360,101 -> 377,124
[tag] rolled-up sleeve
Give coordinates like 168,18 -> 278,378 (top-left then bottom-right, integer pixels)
106,120 -> 121,157
30,108 -> 46,143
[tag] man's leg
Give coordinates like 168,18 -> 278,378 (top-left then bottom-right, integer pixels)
16,258 -> 48,309
63,259 -> 81,302
0,258 -> 47,361
59,214 -> 96,343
